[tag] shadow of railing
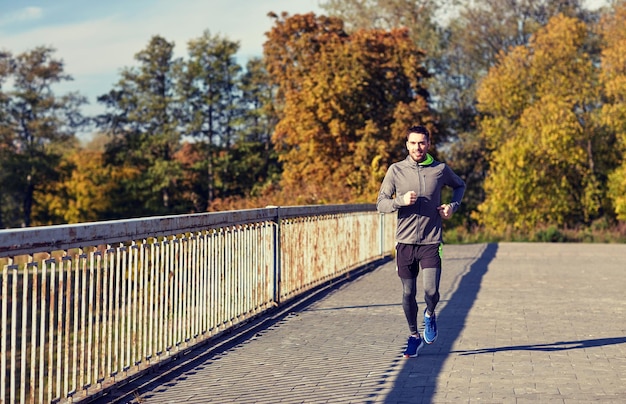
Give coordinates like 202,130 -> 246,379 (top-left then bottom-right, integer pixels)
88,257 -> 392,403
384,243 -> 499,403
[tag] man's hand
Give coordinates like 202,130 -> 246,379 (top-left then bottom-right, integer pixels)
438,204 -> 453,220
401,191 -> 417,206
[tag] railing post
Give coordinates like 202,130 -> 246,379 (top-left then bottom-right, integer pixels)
379,213 -> 385,257
270,206 -> 282,306
1,260 -> 9,403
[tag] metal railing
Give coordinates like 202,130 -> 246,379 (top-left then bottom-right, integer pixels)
0,204 -> 396,403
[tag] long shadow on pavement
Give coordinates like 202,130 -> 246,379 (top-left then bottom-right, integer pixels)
452,336 -> 626,355
384,243 -> 499,403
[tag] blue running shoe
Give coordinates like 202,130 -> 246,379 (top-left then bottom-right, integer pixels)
423,310 -> 438,344
403,335 -> 424,358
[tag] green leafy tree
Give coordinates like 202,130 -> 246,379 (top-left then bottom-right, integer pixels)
0,50 -> 14,228
235,57 -> 281,197
475,14 -> 608,233
97,36 -> 182,216
0,46 -> 86,227
175,30 -> 245,210
197,57 -> 282,211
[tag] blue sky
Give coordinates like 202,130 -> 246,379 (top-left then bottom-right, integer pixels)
0,0 -> 322,119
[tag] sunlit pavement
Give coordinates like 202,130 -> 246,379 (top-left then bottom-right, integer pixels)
94,243 -> 626,404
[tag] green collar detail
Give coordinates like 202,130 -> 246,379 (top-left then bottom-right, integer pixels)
418,153 -> 434,166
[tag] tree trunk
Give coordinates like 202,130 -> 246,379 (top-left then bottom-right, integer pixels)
162,187 -> 170,209
207,150 -> 214,205
23,176 -> 34,227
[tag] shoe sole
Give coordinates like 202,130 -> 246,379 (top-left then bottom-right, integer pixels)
423,335 -> 437,344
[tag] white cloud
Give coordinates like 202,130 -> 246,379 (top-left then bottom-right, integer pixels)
0,6 -> 43,26
5,16 -> 145,76
583,0 -> 608,10
21,6 -> 44,21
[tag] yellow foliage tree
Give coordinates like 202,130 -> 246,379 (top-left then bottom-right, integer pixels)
34,149 -> 140,224
475,14 -> 604,233
601,2 -> 626,221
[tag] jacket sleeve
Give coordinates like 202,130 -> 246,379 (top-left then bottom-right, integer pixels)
444,165 -> 466,213
376,166 -> 402,213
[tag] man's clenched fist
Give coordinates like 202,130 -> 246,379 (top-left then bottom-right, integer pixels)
402,191 -> 417,206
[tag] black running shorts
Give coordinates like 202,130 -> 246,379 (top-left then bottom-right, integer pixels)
395,243 -> 442,279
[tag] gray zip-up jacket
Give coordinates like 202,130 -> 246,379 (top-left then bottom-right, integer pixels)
376,154 -> 466,245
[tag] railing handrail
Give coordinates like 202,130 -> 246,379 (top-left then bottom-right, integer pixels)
0,204 -> 376,258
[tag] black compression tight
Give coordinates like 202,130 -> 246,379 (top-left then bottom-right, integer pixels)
400,267 -> 441,335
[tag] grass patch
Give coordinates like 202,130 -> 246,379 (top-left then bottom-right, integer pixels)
444,220 -> 626,244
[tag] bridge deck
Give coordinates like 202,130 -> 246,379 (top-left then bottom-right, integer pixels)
92,242 -> 626,403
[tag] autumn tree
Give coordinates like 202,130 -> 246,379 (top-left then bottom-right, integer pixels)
442,0 -> 596,132
319,0 -> 445,75
320,0 -> 597,133
0,46 -> 86,227
264,13 -> 434,204
319,0 -> 600,227
172,142 -> 205,212
475,14 -> 611,233
34,133 -> 141,224
97,36 -> 182,216
600,1 -> 626,221
443,2 -> 599,227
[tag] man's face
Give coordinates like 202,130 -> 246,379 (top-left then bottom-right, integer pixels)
406,132 -> 430,163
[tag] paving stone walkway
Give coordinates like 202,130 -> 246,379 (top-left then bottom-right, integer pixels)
94,243 -> 626,403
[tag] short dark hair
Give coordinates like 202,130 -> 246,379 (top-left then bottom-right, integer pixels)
406,125 -> 430,142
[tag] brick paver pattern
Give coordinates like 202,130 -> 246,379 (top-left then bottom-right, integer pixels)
113,243 -> 626,403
